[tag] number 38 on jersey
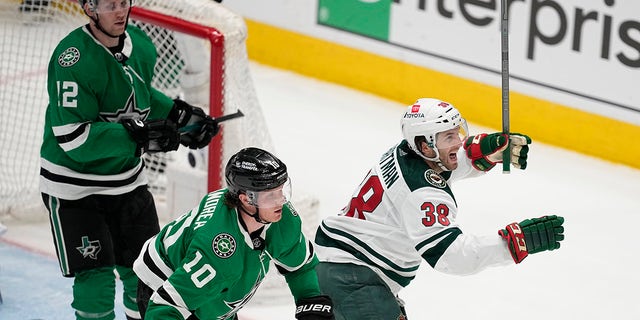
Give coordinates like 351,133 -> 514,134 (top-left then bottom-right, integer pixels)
342,171 -> 451,228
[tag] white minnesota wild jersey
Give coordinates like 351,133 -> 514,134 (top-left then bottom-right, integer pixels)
315,140 -> 512,294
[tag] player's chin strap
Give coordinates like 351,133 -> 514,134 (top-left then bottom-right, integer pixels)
417,148 -> 450,172
239,206 -> 271,225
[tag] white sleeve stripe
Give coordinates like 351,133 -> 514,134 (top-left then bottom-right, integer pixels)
160,281 -> 191,315
133,240 -> 165,289
52,122 -> 87,135
53,123 -> 90,152
148,238 -> 175,277
40,157 -> 143,181
163,210 -> 197,249
150,290 -> 192,319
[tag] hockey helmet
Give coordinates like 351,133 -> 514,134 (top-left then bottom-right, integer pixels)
225,147 -> 291,207
79,0 -> 132,13
400,98 -> 468,161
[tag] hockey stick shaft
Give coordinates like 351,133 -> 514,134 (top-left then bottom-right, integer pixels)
501,0 -> 511,173
179,109 -> 244,133
215,109 -> 245,123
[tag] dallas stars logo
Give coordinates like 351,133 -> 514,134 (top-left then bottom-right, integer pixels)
76,236 -> 101,260
99,91 -> 149,123
212,233 -> 236,258
58,47 -> 80,67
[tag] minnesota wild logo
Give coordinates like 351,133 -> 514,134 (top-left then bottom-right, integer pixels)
424,169 -> 446,188
212,233 -> 236,258
58,47 -> 80,67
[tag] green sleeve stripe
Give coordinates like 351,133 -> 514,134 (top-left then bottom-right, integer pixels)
317,223 -> 417,287
416,227 -> 462,267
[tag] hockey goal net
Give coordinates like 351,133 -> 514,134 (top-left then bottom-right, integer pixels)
1,0 -> 279,215
1,0 -> 318,304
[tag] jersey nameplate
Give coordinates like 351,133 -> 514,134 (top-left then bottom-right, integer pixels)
379,148 -> 399,188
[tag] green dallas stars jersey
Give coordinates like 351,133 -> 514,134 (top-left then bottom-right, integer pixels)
315,141 -> 513,295
133,189 -> 321,320
40,24 -> 175,200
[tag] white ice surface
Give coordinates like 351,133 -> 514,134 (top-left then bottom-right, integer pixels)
2,62 -> 640,319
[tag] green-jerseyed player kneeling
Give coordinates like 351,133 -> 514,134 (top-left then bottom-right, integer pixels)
134,147 -> 334,320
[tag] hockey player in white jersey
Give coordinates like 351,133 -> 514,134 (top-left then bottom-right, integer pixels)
314,98 -> 565,320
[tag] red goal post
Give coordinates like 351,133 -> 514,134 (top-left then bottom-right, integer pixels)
130,6 -> 225,191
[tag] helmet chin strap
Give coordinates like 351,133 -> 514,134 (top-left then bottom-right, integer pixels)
417,145 -> 450,172
239,205 -> 271,225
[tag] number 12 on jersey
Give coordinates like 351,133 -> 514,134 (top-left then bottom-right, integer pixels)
55,80 -> 78,108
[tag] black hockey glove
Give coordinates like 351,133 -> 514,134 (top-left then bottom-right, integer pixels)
122,118 -> 180,156
295,295 -> 335,320
170,99 -> 219,149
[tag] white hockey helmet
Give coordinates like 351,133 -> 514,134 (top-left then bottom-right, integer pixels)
400,98 -> 468,161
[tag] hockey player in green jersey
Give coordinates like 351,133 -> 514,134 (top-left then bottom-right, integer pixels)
315,98 -> 565,320
133,147 -> 335,320
40,0 -> 219,319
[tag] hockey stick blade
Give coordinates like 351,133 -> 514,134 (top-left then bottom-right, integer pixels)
179,110 -> 244,133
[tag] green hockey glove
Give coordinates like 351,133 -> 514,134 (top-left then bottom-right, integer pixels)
499,215 -> 565,263
122,118 -> 180,156
463,132 -> 531,171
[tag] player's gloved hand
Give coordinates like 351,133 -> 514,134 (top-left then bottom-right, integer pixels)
499,215 -> 565,264
122,118 -> 180,156
463,132 -> 531,171
295,295 -> 335,320
170,99 -> 220,149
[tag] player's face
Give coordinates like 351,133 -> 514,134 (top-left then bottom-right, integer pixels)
93,0 -> 130,35
436,126 -> 465,170
246,180 -> 292,223
256,204 -> 284,223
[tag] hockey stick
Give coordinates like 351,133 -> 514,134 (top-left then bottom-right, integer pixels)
500,0 -> 511,173
178,109 -> 245,133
